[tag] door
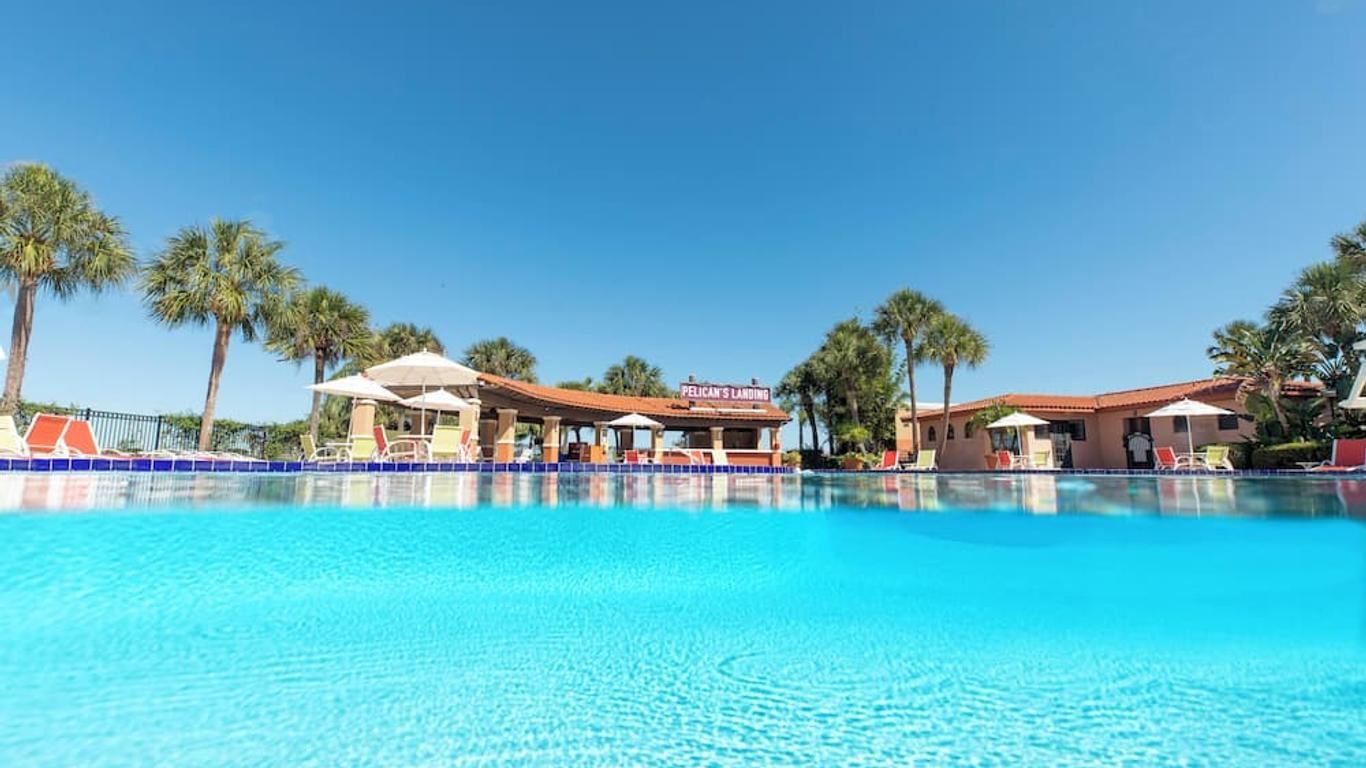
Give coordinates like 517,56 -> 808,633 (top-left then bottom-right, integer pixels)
1050,430 -> 1074,469
1123,417 -> 1154,469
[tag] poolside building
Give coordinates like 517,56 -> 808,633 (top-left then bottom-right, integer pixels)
897,377 -> 1321,470
470,374 -> 789,466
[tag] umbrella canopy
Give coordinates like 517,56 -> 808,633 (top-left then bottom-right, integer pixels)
1146,398 -> 1234,455
366,351 -> 480,388
308,374 -> 399,402
986,412 -> 1050,429
398,389 -> 471,412
1145,398 -> 1233,419
986,411 -> 1050,461
607,412 -> 664,429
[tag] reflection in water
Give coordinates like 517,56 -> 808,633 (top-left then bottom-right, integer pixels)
0,472 -> 1363,519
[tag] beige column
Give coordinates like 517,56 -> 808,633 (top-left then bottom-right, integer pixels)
479,418 -> 496,461
495,408 -> 517,463
650,427 -> 664,463
542,416 -> 562,463
349,399 -> 376,439
593,421 -> 609,463
710,426 -> 725,451
768,425 -> 782,467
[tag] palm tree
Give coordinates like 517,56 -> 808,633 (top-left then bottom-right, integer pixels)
599,355 -> 670,397
813,320 -> 888,451
1269,260 -> 1365,412
463,337 -> 537,381
920,313 -> 989,454
267,287 -> 372,440
142,219 -> 300,450
1331,220 -> 1366,271
776,357 -> 822,452
872,289 -> 944,454
0,164 -> 135,412
1208,320 -> 1314,435
371,322 -> 443,363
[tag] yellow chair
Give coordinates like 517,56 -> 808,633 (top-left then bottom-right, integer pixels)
429,425 -> 463,461
0,415 -> 27,456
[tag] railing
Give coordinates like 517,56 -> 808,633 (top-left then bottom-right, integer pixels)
15,408 -> 270,457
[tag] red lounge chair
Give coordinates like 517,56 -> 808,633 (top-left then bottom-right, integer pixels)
995,450 -> 1017,470
1154,446 -> 1180,471
373,426 -> 423,461
65,419 -> 136,457
875,450 -> 899,471
1310,439 -> 1366,471
623,450 -> 640,464
24,413 -> 73,456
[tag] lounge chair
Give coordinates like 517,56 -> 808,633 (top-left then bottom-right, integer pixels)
1030,450 -> 1054,470
24,413 -> 73,456
1311,439 -> 1366,472
905,449 -> 936,471
623,450 -> 641,464
62,419 -> 133,457
995,450 -> 1023,470
373,426 -> 424,462
1154,446 -> 1181,471
0,415 -> 27,456
874,450 -> 899,471
458,430 -> 480,462
1201,445 -> 1234,471
685,449 -> 706,465
513,446 -> 534,463
300,434 -> 348,463
711,449 -> 729,466
428,425 -> 463,461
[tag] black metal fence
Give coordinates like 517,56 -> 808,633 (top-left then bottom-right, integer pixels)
15,408 -> 270,457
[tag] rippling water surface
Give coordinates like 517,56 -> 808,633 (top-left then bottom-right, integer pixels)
1,472 -> 1364,766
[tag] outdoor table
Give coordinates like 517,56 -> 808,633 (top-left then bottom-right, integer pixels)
1295,461 -> 1321,472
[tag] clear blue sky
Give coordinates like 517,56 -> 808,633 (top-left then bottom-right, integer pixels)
4,1 -> 1365,429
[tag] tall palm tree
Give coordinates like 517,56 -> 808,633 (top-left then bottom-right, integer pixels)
142,219 -> 300,450
1331,220 -> 1366,271
0,164 -> 135,412
920,313 -> 989,454
1208,320 -> 1314,434
813,319 -> 887,450
370,322 -> 443,364
599,355 -> 670,397
872,289 -> 944,454
267,287 -> 372,440
1269,260 -> 1365,411
463,337 -> 537,381
777,357 -> 822,452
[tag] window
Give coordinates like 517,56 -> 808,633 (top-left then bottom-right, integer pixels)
1173,416 -> 1189,433
927,426 -> 937,444
1070,420 -> 1087,441
965,422 -> 975,439
1217,414 -> 1240,431
947,424 -> 955,440
1034,425 -> 1049,439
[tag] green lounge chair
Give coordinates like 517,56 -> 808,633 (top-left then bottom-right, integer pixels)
1031,450 -> 1053,469
1202,445 -> 1233,471
0,415 -> 27,457
906,449 -> 936,471
428,424 -> 463,461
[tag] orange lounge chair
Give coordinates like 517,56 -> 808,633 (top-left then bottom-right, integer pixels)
60,419 -> 133,458
874,450 -> 899,471
1154,446 -> 1180,471
1310,439 -> 1366,472
622,450 -> 641,464
24,413 -> 73,456
995,450 -> 1018,470
373,426 -> 423,462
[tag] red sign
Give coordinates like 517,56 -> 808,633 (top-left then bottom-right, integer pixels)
679,382 -> 771,403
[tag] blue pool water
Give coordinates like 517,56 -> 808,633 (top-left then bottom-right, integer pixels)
1,472 -> 1364,766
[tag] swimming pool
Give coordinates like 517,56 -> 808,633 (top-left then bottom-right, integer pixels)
2,472 -> 1363,765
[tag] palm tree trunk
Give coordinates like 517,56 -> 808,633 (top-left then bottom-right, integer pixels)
802,396 -> 819,453
1,280 -> 38,414
199,320 -> 232,451
904,339 -> 918,454
939,363 -> 954,454
1267,380 -> 1290,437
308,352 -> 326,441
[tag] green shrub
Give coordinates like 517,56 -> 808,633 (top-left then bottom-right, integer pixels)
1250,441 -> 1329,470
782,450 -> 803,469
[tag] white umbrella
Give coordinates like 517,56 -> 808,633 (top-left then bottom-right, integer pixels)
607,413 -> 664,429
987,411 -> 1049,459
308,374 -> 399,402
367,351 -> 480,431
366,351 -> 480,388
398,389 -> 471,411
1146,398 -> 1233,456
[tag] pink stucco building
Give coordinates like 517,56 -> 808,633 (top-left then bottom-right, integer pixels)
896,377 -> 1320,470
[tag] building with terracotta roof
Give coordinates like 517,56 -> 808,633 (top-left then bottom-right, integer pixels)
897,377 -> 1321,470
473,374 -> 789,466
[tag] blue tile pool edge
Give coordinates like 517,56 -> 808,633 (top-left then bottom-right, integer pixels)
0,459 -> 796,475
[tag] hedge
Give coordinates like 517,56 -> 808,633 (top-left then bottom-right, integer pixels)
1250,441 -> 1329,470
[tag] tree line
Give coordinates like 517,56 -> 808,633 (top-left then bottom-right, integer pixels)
778,291 -> 989,461
1207,219 -> 1366,444
0,163 -> 674,449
